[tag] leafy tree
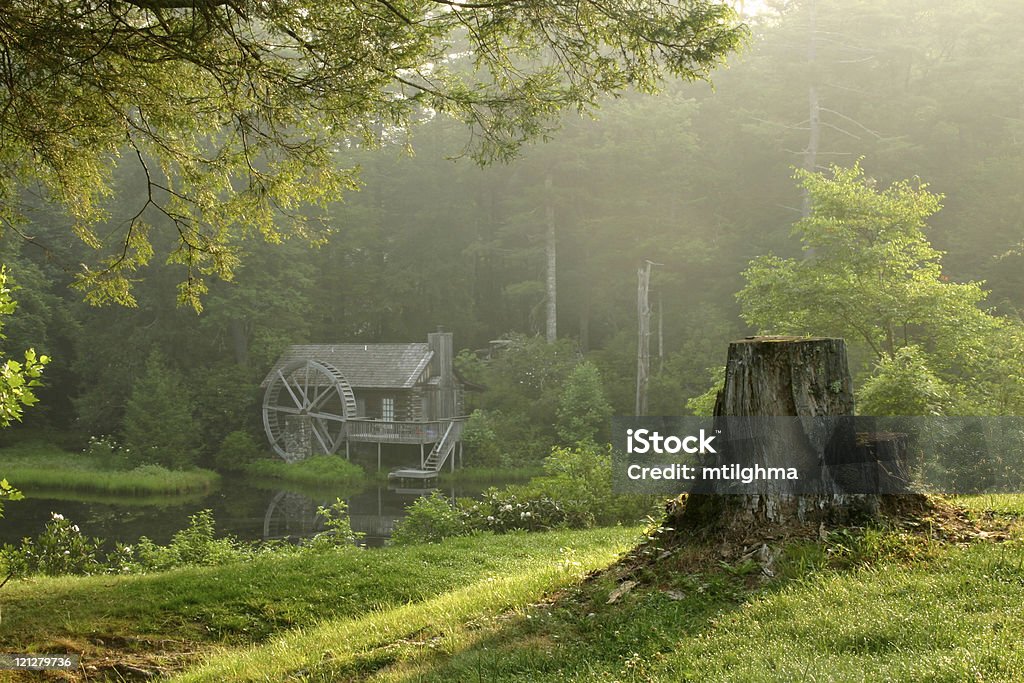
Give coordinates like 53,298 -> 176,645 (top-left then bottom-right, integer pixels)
0,268 -> 49,428
556,361 -> 612,444
0,0 -> 743,308
857,346 -> 954,417
738,162 -> 1023,414
123,351 -> 199,468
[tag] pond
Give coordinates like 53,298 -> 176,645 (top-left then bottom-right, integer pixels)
0,477 -> 504,549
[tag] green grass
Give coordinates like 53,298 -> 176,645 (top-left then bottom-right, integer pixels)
0,527 -> 640,655
436,465 -> 544,486
243,454 -> 366,489
7,495 -> 1024,681
165,495 -> 1024,683
0,442 -> 219,496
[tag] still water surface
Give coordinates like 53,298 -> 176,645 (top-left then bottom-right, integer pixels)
0,479 -> 493,548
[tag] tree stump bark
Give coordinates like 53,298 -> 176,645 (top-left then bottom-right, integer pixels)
678,336 -> 880,530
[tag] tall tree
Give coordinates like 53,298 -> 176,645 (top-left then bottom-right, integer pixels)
0,0 -> 744,308
738,162 -> 1024,415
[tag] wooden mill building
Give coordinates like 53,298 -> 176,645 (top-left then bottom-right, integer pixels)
260,330 -> 466,478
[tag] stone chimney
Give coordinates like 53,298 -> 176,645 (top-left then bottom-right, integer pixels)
427,327 -> 454,387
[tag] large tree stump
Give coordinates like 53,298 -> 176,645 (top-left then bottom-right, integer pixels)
679,336 -> 880,530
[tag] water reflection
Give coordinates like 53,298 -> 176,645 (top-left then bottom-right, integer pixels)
0,480 -> 467,549
260,484 -> 457,546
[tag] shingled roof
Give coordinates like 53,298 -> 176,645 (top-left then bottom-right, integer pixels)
261,344 -> 434,389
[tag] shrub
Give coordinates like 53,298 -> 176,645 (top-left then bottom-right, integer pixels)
390,491 -> 470,545
135,509 -> 242,570
1,512 -> 103,576
214,430 -> 262,471
83,434 -> 132,470
304,498 -> 364,551
459,409 -> 504,467
516,443 -> 657,526
471,488 -> 587,533
857,345 -> 955,416
556,361 -> 612,444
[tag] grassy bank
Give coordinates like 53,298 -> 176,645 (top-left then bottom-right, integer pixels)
436,465 -> 544,486
243,454 -> 366,489
165,495 -> 1024,683
5,496 -> 1024,681
0,526 -> 640,673
0,442 -> 219,496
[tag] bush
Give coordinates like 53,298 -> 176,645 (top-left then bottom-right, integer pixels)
1,512 -> 103,576
1,504 -> 367,579
556,361 -> 612,444
459,410 -> 504,468
304,498 -> 364,551
471,488 -> 588,533
857,345 -> 955,416
214,430 -> 262,471
516,443 -> 657,526
390,491 -> 470,545
83,434 -> 132,470
135,509 -> 242,570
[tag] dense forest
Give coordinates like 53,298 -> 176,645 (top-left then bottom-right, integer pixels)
3,0 -> 1023,468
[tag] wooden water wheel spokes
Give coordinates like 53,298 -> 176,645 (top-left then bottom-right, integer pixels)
262,359 -> 356,461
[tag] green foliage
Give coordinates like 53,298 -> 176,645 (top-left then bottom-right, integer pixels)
2,512 -> 104,576
214,430 -> 262,472
392,442 -> 654,545
1,441 -> 219,495
82,434 -> 132,470
305,499 -> 364,551
135,510 -> 242,571
244,455 -> 365,489
390,488 -> 589,546
459,334 -> 584,465
686,366 -> 725,417
0,477 -> 23,520
857,346 -> 954,416
738,162 -> 1024,415
556,361 -> 613,444
123,350 -> 199,469
189,363 -> 260,458
0,268 -> 49,428
390,491 -> 471,546
517,443 -> 657,526
458,409 -> 503,468
0,0 -> 743,308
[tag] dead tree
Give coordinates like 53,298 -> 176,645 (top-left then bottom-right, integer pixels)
677,336 -> 900,531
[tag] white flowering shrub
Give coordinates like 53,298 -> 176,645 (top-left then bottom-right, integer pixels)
1,511 -> 103,576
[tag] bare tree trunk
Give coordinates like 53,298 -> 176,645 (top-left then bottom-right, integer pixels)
229,318 -> 249,368
802,0 -> 820,221
657,294 -> 664,375
545,172 -> 557,343
635,262 -> 653,415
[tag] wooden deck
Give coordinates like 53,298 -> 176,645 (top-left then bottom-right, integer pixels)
345,418 -> 459,444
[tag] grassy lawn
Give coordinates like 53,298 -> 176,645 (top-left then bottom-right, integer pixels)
166,495 -> 1024,683
4,496 -> 1024,681
0,527 -> 641,665
243,454 -> 366,489
0,441 -> 219,496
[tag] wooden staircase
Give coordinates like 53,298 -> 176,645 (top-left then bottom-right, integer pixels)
388,419 -> 464,480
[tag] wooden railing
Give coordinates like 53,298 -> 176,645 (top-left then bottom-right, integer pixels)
344,418 -> 466,444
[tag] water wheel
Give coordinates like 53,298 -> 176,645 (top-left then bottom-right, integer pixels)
262,359 -> 356,461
